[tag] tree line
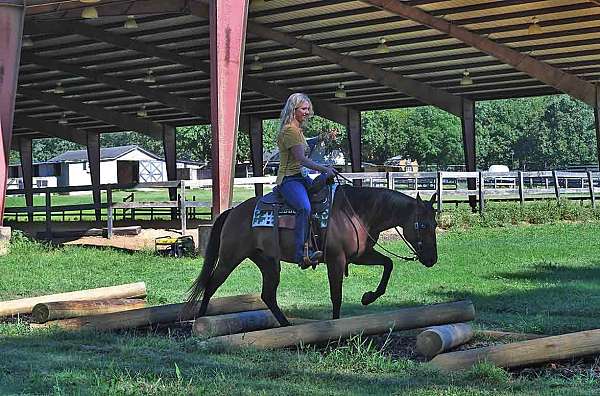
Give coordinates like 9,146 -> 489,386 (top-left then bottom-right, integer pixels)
15,94 -> 597,171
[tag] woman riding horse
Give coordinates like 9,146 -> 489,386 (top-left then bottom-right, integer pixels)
275,93 -> 335,268
186,96 -> 438,326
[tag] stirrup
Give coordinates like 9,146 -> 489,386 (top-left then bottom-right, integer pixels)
299,250 -> 322,269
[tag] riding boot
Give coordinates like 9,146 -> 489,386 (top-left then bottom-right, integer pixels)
299,242 -> 322,269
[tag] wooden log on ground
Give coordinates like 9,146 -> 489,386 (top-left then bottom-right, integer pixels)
32,298 -> 147,323
0,282 -> 147,317
475,330 -> 546,341
430,328 -> 600,371
46,226 -> 142,238
416,323 -> 473,358
193,309 -> 279,337
32,294 -> 266,331
202,300 -> 475,349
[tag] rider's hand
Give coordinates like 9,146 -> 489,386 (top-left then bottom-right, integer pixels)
325,167 -> 336,179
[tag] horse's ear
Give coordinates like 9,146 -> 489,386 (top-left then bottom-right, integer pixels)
430,192 -> 437,205
416,192 -> 423,204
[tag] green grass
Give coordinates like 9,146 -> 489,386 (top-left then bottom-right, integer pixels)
1,223 -> 600,394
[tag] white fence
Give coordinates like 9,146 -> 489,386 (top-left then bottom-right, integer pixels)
5,171 -> 600,236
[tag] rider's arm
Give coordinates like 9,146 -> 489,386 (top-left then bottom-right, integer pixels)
290,145 -> 335,177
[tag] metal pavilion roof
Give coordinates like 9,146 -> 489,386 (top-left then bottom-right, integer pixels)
12,0 -> 600,143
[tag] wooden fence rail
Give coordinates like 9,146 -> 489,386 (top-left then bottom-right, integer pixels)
5,171 -> 600,234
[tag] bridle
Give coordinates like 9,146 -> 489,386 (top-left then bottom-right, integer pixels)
394,215 -> 435,259
333,171 -> 429,262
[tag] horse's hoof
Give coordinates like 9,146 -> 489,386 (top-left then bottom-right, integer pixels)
361,291 -> 376,306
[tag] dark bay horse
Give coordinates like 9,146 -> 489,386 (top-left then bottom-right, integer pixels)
187,186 -> 438,325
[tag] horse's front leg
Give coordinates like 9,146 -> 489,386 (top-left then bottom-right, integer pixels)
326,254 -> 347,319
351,249 -> 393,306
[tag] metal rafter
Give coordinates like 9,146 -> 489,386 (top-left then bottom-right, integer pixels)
28,18 -> 351,124
21,53 -> 210,119
362,0 -> 597,106
19,88 -> 168,139
25,0 -> 189,17
193,1 -> 466,117
13,114 -> 88,145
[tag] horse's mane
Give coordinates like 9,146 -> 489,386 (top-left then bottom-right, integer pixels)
336,185 -> 414,224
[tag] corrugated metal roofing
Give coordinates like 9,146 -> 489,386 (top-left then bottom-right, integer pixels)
11,0 -> 600,142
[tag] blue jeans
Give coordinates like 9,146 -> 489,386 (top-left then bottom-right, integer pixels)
278,173 -> 328,263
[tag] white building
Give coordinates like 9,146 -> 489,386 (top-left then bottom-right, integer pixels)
8,145 -> 207,190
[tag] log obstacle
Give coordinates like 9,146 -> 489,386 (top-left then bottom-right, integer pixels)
193,309 -> 279,337
202,300 -> 475,349
416,323 -> 473,358
475,330 -> 546,341
32,298 -> 147,323
32,294 -> 266,331
0,282 -> 147,317
430,328 -> 600,371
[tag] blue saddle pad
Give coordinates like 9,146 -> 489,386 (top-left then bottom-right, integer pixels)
252,184 -> 337,229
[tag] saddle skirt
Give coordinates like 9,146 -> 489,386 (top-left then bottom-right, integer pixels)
252,183 -> 337,229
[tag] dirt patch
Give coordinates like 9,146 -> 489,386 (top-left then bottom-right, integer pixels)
61,228 -> 194,252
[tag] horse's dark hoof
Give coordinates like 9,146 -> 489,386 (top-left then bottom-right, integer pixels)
361,291 -> 377,306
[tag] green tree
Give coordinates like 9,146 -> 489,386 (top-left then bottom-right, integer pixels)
404,107 -> 462,167
361,109 -> 410,163
476,97 -> 548,169
538,96 -> 595,168
32,138 -> 83,162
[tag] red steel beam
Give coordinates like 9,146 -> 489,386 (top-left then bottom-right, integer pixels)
0,0 -> 25,224
210,0 -> 249,216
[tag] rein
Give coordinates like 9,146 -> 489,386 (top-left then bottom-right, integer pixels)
333,172 -> 420,262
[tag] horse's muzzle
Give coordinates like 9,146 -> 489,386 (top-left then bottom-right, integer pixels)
420,256 -> 437,268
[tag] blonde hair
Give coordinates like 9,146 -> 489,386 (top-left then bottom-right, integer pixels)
278,93 -> 313,137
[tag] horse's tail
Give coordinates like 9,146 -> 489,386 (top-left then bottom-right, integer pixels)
185,208 -> 232,310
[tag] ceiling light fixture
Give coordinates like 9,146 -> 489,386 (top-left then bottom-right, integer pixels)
124,15 -> 138,29
137,105 -> 148,118
80,0 -> 100,18
376,37 -> 390,54
460,69 -> 473,86
58,113 -> 68,125
81,6 -> 98,19
250,55 -> 264,71
334,83 -> 347,98
143,69 -> 156,83
22,35 -> 34,48
527,16 -> 542,35
54,82 -> 65,94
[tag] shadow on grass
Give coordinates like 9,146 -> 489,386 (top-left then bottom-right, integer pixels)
2,295 -> 599,394
0,324 -> 447,395
429,261 -> 600,334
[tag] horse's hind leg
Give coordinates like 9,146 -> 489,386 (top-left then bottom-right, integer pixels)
352,250 -> 393,306
198,250 -> 247,316
251,254 -> 290,326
